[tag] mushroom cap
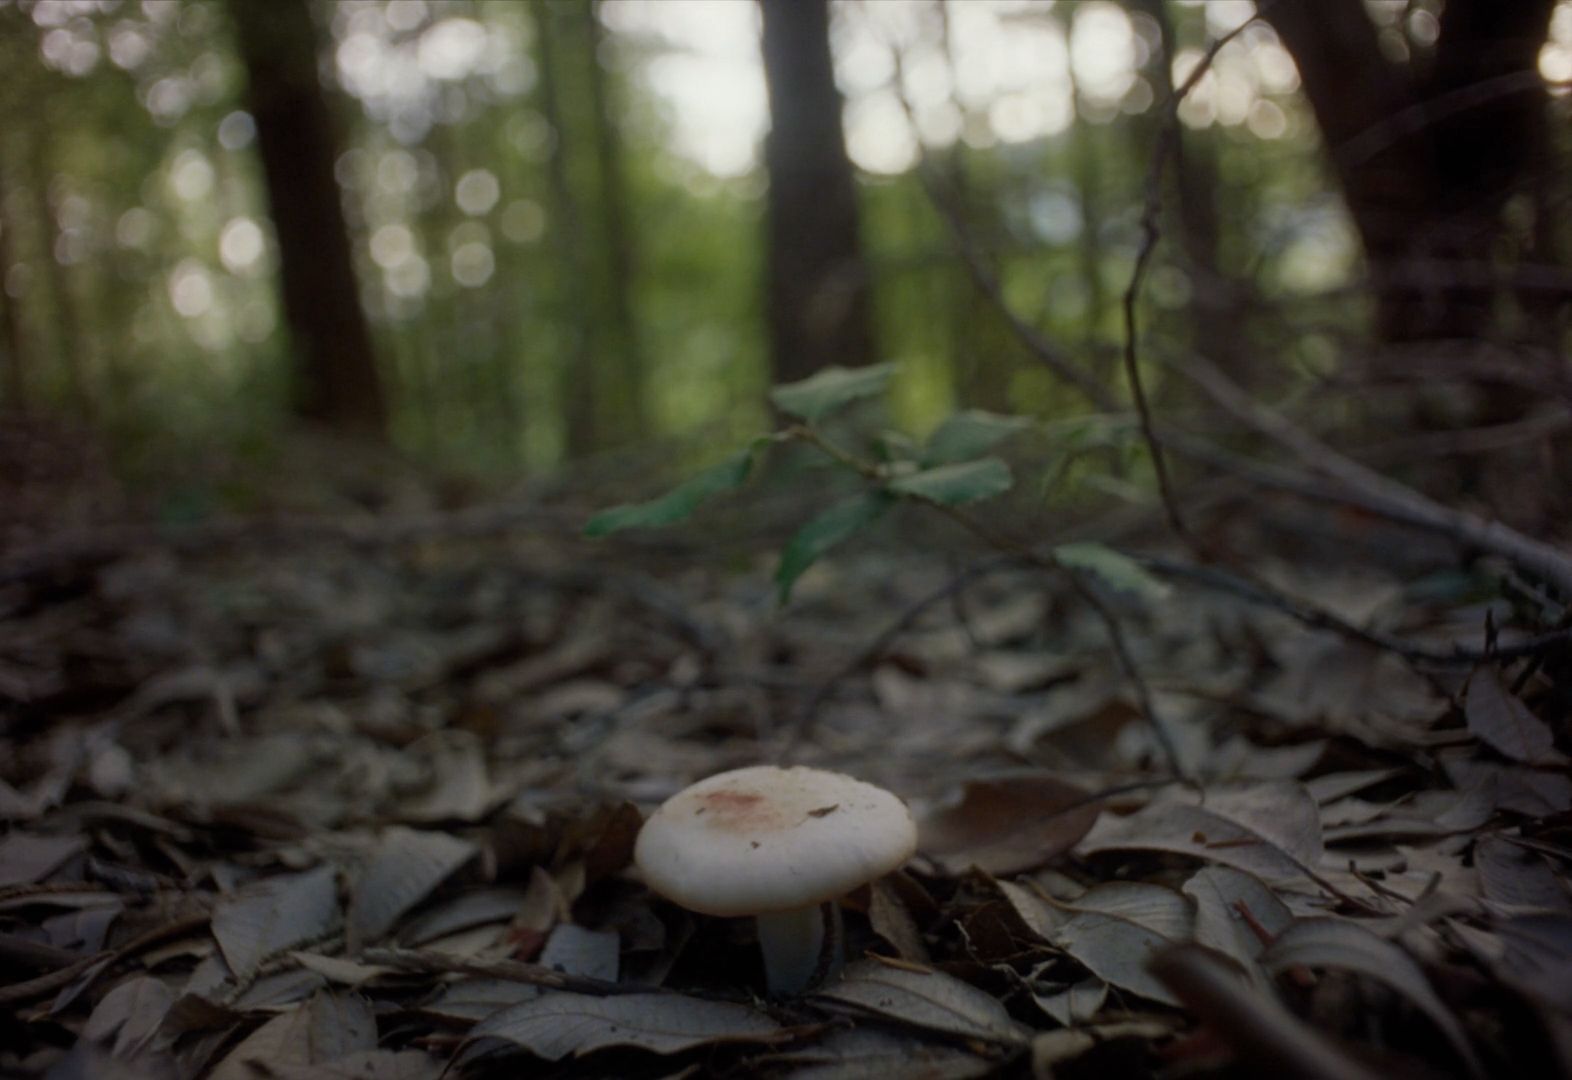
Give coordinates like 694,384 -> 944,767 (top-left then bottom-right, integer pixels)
634,765 -> 918,916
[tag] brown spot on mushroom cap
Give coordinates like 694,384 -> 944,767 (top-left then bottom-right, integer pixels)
693,789 -> 782,829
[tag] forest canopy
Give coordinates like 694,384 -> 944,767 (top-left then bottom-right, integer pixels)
7,0 -> 1563,484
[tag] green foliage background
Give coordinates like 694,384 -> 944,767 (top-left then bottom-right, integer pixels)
0,0 -> 1395,500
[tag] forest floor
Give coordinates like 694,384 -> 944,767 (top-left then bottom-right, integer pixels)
1,427 -> 1570,1079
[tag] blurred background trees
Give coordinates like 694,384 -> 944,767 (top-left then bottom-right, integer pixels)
229,0 -> 388,436
0,0 -> 1568,514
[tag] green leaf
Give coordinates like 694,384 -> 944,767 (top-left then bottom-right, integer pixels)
875,429 -> 920,464
775,492 -> 891,603
769,362 -> 897,425
583,443 -> 761,537
1045,413 -> 1137,452
1052,542 -> 1172,603
887,458 -> 1014,506
921,410 -> 1031,466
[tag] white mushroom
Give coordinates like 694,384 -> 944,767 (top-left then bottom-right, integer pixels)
634,764 -> 918,996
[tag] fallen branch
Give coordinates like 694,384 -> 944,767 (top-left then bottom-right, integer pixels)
1141,553 -> 1572,664
1174,351 -> 1572,599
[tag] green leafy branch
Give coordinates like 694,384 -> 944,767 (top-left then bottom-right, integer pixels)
585,363 -> 1169,607
584,362 -> 1185,776
586,364 -> 1041,603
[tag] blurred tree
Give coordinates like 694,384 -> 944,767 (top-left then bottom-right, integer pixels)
536,0 -> 600,456
536,0 -> 647,457
759,0 -> 875,384
1263,0 -> 1561,344
587,0 -> 649,441
228,0 -> 388,437
25,120 -> 92,419
0,159 -> 26,414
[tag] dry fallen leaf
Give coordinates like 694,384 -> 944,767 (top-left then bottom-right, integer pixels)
1464,667 -> 1567,767
462,990 -> 787,1061
1261,918 -> 1483,1078
814,960 -> 1031,1046
1079,781 -> 1323,884
211,864 -> 339,978
208,992 -> 377,1080
918,772 -> 1100,876
347,827 -> 476,951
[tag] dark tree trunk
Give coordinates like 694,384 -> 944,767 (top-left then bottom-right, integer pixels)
0,157 -> 28,414
586,1 -> 648,443
759,0 -> 875,385
228,0 -> 387,437
25,123 -> 91,417
534,0 -> 598,457
1262,0 -> 1558,344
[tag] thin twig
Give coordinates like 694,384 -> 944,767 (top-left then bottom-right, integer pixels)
1060,565 -> 1189,776
1120,10 -> 1266,547
784,555 -> 1020,758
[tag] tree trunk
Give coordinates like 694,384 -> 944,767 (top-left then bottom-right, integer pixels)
586,1 -> 649,444
759,0 -> 875,385
1262,0 -> 1557,344
0,154 -> 28,414
24,122 -> 92,418
228,0 -> 387,437
534,0 -> 598,457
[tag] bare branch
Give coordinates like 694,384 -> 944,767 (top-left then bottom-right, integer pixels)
1173,351 -> 1572,599
1120,8 -> 1269,547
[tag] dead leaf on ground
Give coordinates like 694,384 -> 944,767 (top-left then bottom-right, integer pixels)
1079,782 -> 1323,884
1183,865 -> 1292,981
397,886 -> 529,946
1491,915 -> 1572,1013
1464,667 -> 1567,766
1260,918 -> 1483,1078
346,827 -> 477,951
462,990 -> 788,1062
419,977 -> 541,1022
813,960 -> 1032,1046
81,975 -> 175,1060
1474,836 -> 1572,916
538,923 -> 620,981
1050,911 -> 1183,1007
211,864 -> 339,978
918,773 -> 1100,876
207,992 -> 377,1080
0,831 -> 84,886
1443,756 -> 1571,817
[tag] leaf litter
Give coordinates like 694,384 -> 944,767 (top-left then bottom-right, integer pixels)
0,495 -> 1568,1078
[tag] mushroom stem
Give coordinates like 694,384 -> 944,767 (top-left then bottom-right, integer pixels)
756,902 -> 841,996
